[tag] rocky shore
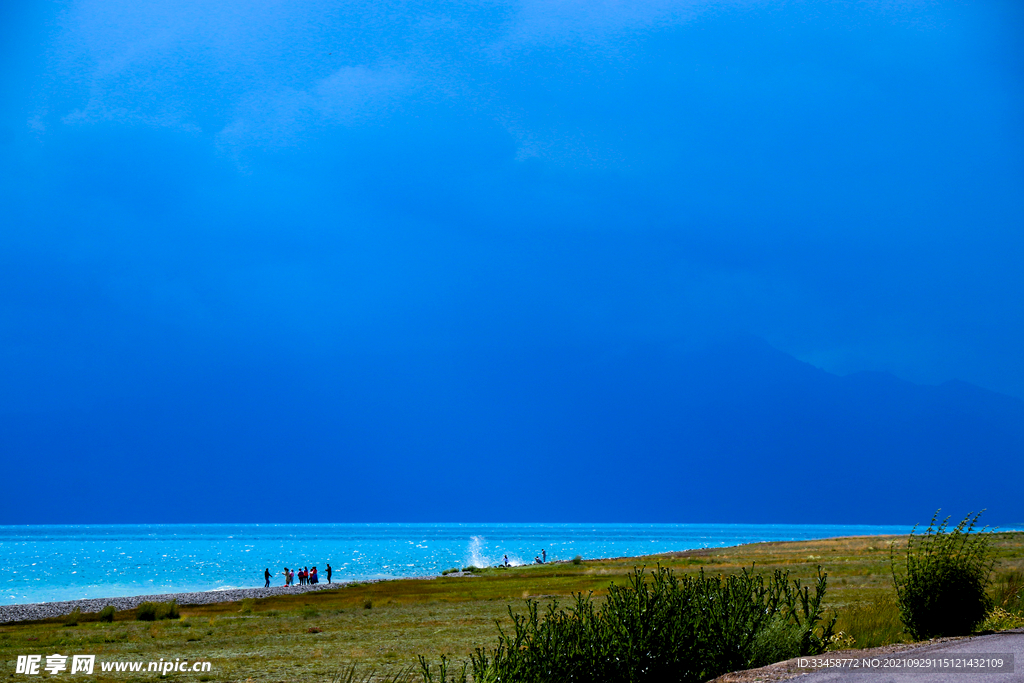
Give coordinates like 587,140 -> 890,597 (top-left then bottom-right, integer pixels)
0,581 -> 356,624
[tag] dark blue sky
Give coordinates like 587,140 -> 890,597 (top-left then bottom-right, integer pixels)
1,0 -> 1022,524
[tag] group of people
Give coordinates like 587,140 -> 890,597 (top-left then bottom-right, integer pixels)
499,549 -> 547,567
264,564 -> 332,587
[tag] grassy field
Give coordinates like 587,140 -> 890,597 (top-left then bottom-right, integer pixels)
2,532 -> 1022,682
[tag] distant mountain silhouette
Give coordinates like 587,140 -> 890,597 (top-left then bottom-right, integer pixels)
2,337 -> 1021,525
525,336 -> 1024,525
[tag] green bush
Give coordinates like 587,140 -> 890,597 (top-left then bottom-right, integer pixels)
748,615 -> 804,668
136,600 -> 180,621
99,605 -> 116,623
421,565 -> 836,683
136,602 -> 158,621
63,609 -> 82,626
571,555 -> 583,565
891,510 -> 994,639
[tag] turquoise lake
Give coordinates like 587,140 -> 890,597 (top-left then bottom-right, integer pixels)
0,523 -> 917,605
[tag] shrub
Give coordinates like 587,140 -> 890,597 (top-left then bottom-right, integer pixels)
748,615 -> 804,668
890,510 -> 994,639
98,605 -> 116,623
421,565 -> 835,683
136,602 -> 158,621
161,600 -> 180,620
571,555 -> 583,565
363,599 -> 373,610
136,600 -> 180,621
63,609 -> 82,626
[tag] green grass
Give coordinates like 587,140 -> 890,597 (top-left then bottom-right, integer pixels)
0,532 -> 1021,682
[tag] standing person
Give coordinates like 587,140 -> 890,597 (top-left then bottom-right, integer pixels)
264,568 -> 271,587
326,564 -> 332,584
289,568 -> 295,586
310,566 -> 318,584
299,568 -> 304,585
283,568 -> 290,586
542,549 -> 546,563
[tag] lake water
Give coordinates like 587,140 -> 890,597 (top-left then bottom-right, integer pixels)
0,523 -> 914,605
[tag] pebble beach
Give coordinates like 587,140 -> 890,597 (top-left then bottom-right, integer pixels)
0,581 -> 359,624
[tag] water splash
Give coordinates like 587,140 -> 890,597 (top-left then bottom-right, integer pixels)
466,536 -> 489,568
466,537 -> 529,567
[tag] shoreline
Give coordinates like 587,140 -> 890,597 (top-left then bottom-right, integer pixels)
0,558 -> 592,624
0,580 -> 382,624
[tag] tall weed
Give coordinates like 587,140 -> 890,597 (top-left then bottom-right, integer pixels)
993,569 -> 1024,614
833,594 -> 904,648
890,510 -> 994,639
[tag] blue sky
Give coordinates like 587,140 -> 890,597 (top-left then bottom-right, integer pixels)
1,1 -> 1022,523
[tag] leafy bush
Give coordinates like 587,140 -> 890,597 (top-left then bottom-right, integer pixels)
98,605 -> 116,623
136,600 -> 180,621
571,555 -> 583,565
63,609 -> 82,626
890,510 -> 994,639
420,565 -> 836,683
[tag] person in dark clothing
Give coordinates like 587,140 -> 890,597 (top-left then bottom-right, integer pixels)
264,568 -> 271,587
326,564 -> 332,584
